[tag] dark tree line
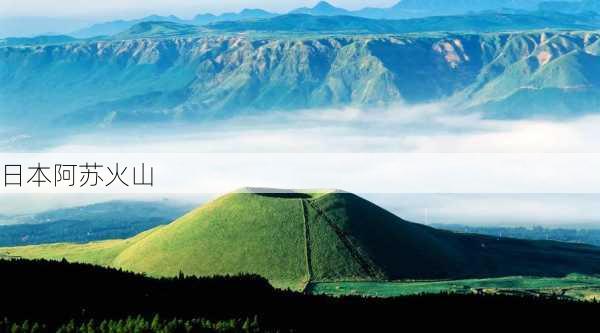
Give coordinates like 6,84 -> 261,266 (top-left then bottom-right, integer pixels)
1,316 -> 261,333
0,259 -> 597,332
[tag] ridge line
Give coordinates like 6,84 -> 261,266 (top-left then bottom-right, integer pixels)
300,199 -> 313,288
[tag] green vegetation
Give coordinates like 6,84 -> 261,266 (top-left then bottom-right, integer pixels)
113,192 -> 311,290
1,316 -> 262,333
4,30 -> 600,126
1,228 -> 160,266
4,258 -> 597,332
310,274 -> 600,301
4,189 -> 600,292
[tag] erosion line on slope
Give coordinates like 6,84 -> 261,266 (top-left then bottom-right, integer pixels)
300,199 -> 313,285
308,200 -> 385,280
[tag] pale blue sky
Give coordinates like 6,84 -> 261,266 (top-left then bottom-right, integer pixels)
0,0 -> 399,19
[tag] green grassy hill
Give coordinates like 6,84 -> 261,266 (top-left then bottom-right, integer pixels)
4,189 -> 600,290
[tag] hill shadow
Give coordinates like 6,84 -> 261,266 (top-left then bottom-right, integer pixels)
254,192 -> 313,199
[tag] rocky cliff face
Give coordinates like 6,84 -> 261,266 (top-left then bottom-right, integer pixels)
2,31 -> 600,126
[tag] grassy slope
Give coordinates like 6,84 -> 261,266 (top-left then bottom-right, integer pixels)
113,193 -> 309,289
312,193 -> 469,279
322,193 -> 600,279
304,199 -> 371,282
463,33 -> 600,117
0,193 -> 312,290
0,228 -> 162,265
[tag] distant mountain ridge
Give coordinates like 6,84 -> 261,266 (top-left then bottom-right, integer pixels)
114,21 -> 201,39
291,1 -> 352,16
72,10 -> 276,38
0,35 -> 76,47
69,0 -> 569,38
71,15 -> 188,38
0,200 -> 194,246
206,12 -> 600,33
3,1 -> 588,38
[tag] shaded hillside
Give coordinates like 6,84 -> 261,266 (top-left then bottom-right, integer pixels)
456,32 -> 600,117
5,190 -> 600,290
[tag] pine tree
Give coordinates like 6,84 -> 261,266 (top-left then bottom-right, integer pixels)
98,320 -> 108,333
20,321 -> 30,333
65,319 -> 76,333
150,315 -> 161,332
10,323 -> 20,333
30,322 -> 41,333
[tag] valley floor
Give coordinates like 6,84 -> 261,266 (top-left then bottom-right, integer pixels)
308,274 -> 600,301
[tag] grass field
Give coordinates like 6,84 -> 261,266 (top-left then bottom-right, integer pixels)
309,274 -> 600,301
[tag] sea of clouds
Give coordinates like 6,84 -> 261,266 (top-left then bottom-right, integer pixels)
1,103 -> 600,226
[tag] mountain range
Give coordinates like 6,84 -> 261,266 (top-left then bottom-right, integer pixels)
292,0 -> 543,18
206,11 -> 600,33
68,0 -> 592,38
4,0 -> 600,39
3,20 -> 600,127
71,11 -> 275,38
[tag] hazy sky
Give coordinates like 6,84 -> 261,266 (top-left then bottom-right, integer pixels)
0,0 -> 399,19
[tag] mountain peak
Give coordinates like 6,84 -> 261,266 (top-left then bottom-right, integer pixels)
240,8 -> 271,14
314,1 -> 337,9
291,1 -> 348,15
391,0 -> 404,9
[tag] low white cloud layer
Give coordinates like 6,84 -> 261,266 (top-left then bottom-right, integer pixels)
35,104 -> 600,154
2,193 -> 599,227
366,194 -> 600,227
2,104 -> 600,225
